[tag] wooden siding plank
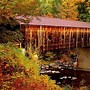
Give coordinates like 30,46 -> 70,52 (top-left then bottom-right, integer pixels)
23,25 -> 90,53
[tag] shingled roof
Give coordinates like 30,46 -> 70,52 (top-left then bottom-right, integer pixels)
18,16 -> 90,29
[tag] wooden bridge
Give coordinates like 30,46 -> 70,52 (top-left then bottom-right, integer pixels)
19,16 -> 90,53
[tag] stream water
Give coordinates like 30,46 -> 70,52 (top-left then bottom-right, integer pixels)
41,47 -> 90,88
48,69 -> 90,87
57,48 -> 90,87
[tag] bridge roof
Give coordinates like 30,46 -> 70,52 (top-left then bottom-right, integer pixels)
18,16 -> 90,29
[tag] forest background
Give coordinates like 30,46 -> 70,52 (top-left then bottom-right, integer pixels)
0,0 -> 90,90
0,0 -> 90,42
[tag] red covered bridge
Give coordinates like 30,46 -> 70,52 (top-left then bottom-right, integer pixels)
19,16 -> 90,53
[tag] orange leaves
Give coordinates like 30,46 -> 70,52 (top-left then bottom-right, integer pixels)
0,73 -> 2,77
13,78 -> 23,88
0,43 -> 62,90
4,64 -> 9,69
5,64 -> 9,67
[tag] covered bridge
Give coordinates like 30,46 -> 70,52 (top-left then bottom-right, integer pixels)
19,16 -> 90,53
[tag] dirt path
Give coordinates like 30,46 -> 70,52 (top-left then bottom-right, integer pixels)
77,48 -> 90,70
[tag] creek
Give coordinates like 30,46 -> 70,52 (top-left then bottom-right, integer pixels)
41,47 -> 90,88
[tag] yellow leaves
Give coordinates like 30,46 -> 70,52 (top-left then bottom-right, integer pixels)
32,54 -> 38,61
80,86 -> 89,90
88,0 -> 90,2
88,10 -> 90,14
45,12 -> 53,17
59,0 -> 79,20
78,0 -> 85,3
0,43 -> 63,90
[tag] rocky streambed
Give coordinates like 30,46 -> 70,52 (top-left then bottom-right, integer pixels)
40,63 -> 90,88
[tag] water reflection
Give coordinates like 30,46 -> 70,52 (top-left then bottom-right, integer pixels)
41,67 -> 90,88
40,48 -> 90,88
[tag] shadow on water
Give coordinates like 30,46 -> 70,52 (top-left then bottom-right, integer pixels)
44,68 -> 90,88
52,69 -> 90,87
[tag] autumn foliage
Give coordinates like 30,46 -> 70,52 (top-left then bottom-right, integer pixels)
0,43 -> 61,90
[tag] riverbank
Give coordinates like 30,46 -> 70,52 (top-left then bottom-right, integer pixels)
40,47 -> 90,89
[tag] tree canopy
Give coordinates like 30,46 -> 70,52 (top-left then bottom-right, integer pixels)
78,0 -> 90,22
0,0 -> 90,25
